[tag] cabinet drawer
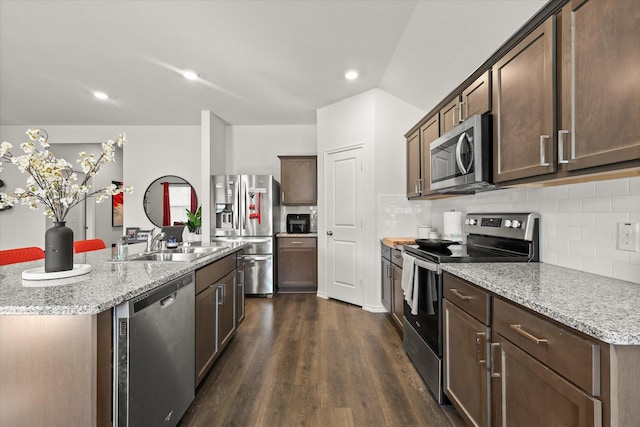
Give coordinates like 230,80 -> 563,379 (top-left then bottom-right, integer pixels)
443,274 -> 490,325
381,244 -> 391,259
278,237 -> 316,249
195,254 -> 236,294
493,297 -> 600,395
391,248 -> 403,267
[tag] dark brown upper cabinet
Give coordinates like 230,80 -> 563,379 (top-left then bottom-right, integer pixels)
493,16 -> 556,183
279,155 -> 317,205
406,129 -> 422,198
557,0 -> 640,172
419,114 -> 440,197
440,71 -> 492,136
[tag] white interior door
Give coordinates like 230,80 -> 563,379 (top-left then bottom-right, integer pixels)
324,146 -> 364,306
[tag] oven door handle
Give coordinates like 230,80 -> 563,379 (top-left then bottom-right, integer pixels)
406,254 -> 440,273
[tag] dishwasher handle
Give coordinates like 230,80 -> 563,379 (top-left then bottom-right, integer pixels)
130,273 -> 193,315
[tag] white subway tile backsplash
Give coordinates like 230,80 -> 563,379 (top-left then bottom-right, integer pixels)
612,194 -> 640,211
595,179 -> 629,196
426,176 -> 638,283
568,213 -> 595,227
629,176 -> 640,194
581,257 -> 613,277
612,262 -> 640,283
568,182 -> 595,198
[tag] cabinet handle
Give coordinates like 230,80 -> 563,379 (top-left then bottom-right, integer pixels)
452,105 -> 458,126
476,332 -> 486,364
459,101 -> 465,122
417,178 -> 423,193
539,135 -> 550,166
414,179 -> 419,194
386,264 -> 391,279
490,342 -> 501,378
218,284 -> 226,305
282,192 -> 285,202
291,241 -> 303,244
450,288 -> 473,300
509,324 -> 548,344
558,130 -> 569,164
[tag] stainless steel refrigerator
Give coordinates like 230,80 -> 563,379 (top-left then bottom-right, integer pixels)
210,175 -> 280,296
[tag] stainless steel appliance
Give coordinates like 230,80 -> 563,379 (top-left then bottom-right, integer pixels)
286,213 -> 310,233
402,213 -> 539,404
430,114 -> 493,193
211,175 -> 280,296
114,273 -> 195,426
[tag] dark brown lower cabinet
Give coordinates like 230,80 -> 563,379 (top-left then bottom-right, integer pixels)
195,254 -> 238,386
236,250 -> 245,326
381,253 -> 392,312
390,249 -> 404,330
443,300 -> 490,427
278,236 -> 317,293
491,334 -> 602,427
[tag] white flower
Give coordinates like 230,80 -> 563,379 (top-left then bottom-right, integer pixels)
0,129 -> 131,221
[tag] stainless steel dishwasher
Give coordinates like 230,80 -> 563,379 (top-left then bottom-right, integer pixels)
114,273 -> 195,427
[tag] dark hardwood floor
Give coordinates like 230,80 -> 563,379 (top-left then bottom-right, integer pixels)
179,294 -> 465,427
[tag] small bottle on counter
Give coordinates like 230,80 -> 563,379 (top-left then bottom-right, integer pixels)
115,236 -> 128,261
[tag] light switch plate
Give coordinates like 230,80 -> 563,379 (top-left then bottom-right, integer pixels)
617,222 -> 639,252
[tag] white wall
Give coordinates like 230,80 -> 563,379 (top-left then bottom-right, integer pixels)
1,125 -> 201,249
317,89 -> 426,311
226,124 -> 317,180
428,177 -> 640,284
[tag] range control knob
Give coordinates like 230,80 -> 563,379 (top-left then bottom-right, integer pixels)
511,220 -> 522,228
468,218 -> 477,226
504,219 -> 512,228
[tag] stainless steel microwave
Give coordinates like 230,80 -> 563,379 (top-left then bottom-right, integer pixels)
429,114 -> 494,193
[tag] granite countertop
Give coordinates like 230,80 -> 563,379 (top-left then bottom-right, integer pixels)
277,232 -> 318,237
0,242 -> 245,316
441,263 -> 640,345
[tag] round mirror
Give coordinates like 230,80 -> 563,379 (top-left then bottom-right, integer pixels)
143,175 -> 198,228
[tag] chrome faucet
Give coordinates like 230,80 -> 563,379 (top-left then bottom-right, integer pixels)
147,229 -> 166,252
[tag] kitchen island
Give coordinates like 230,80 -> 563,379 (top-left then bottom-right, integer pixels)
0,243 -> 245,427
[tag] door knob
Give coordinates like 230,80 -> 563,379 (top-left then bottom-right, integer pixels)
327,231 -> 333,236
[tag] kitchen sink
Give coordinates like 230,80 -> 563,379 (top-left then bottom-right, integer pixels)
125,246 -> 227,262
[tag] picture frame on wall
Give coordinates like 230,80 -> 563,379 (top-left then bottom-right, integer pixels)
112,181 -> 124,227
126,227 -> 139,241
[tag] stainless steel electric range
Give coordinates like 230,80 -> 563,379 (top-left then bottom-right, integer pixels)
401,212 -> 540,404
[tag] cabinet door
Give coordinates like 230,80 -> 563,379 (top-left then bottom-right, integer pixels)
491,334 -> 602,427
381,257 -> 392,312
440,97 -> 460,135
195,285 -> 217,386
558,0 -> 640,171
443,300 -> 490,427
278,241 -> 317,292
280,156 -> 317,205
406,130 -> 421,198
217,271 -> 236,351
493,16 -> 555,183
391,263 -> 404,329
419,114 -> 439,197
462,70 -> 491,120
236,265 -> 245,326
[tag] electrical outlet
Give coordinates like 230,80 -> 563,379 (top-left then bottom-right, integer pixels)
617,222 -> 639,252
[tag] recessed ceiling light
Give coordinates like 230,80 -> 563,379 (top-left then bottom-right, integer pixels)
183,70 -> 199,81
93,91 -> 109,100
345,70 -> 359,80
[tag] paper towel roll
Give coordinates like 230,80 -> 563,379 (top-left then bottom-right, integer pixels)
443,211 -> 463,242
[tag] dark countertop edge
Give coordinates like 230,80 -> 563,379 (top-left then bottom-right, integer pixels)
0,245 -> 247,316
276,232 -> 318,237
440,263 -> 640,346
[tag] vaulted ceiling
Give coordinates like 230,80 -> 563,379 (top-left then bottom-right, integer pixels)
0,0 -> 546,126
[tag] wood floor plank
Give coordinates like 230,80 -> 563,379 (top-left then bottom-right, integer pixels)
179,294 -> 465,427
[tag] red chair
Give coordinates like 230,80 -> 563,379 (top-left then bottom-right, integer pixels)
0,247 -> 45,266
74,238 -> 107,253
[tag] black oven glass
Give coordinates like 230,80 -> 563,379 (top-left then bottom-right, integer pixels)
431,128 -> 475,184
404,266 -> 442,356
